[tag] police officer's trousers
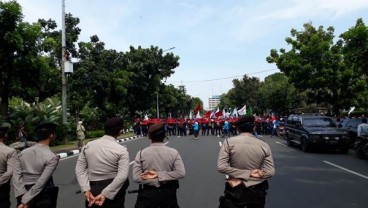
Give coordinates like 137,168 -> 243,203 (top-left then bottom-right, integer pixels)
0,180 -> 11,208
219,181 -> 268,208
17,183 -> 59,208
134,185 -> 179,208
87,178 -> 129,208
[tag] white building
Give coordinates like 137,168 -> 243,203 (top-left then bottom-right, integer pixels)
208,95 -> 221,110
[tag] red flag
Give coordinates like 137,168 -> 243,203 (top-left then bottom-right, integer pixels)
215,108 -> 223,117
205,110 -> 212,118
194,104 -> 202,113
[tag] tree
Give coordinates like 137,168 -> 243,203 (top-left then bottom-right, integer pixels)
69,35 -> 130,119
0,2 -> 82,119
0,1 -> 43,118
258,73 -> 301,115
219,75 -> 261,113
122,46 -> 180,116
157,84 -> 192,118
267,22 -> 357,115
340,18 -> 368,109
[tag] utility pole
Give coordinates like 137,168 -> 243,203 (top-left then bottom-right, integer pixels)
61,0 -> 67,124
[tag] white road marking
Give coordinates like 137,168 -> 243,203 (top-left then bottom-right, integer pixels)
323,160 -> 368,180
129,141 -> 170,166
276,141 -> 287,147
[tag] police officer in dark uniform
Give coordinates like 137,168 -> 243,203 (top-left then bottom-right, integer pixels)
0,123 -> 17,208
13,121 -> 60,208
133,122 -> 186,208
217,116 -> 275,208
75,117 -> 130,208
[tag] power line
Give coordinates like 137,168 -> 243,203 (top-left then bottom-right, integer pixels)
169,68 -> 279,84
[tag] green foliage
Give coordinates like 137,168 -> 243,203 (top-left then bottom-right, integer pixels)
79,104 -> 105,131
7,97 -> 71,145
85,130 -> 105,138
220,75 -> 261,113
267,22 -> 365,115
258,73 -> 301,115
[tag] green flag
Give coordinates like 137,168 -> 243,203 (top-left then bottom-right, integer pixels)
246,106 -> 253,115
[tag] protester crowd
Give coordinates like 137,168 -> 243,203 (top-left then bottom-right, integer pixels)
133,115 -> 285,139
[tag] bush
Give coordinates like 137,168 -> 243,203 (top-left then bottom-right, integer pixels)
86,130 -> 105,138
6,97 -> 75,146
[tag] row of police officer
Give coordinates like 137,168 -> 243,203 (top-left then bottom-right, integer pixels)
1,115 -> 275,208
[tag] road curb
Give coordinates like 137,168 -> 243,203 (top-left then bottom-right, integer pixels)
56,135 -> 142,159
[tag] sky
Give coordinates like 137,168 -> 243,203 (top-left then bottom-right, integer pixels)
12,0 -> 368,109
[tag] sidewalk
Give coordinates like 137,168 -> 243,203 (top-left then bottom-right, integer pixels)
55,134 -> 142,159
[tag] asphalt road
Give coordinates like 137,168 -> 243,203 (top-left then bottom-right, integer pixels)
10,134 -> 368,208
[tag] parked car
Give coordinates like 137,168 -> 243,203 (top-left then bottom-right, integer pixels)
284,114 -> 350,153
338,117 -> 362,145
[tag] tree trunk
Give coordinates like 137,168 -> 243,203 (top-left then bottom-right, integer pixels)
0,90 -> 9,120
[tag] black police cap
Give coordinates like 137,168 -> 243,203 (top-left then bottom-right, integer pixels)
104,117 -> 123,129
234,115 -> 255,126
148,122 -> 165,135
36,121 -> 58,132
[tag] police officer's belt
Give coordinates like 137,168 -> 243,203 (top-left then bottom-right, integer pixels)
90,178 -> 114,186
143,180 -> 179,190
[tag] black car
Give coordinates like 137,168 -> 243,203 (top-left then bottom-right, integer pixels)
284,114 -> 350,153
339,117 -> 362,145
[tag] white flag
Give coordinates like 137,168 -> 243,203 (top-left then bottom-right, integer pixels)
222,108 -> 226,118
196,111 -> 201,119
189,111 -> 193,119
348,106 -> 355,115
237,105 -> 246,116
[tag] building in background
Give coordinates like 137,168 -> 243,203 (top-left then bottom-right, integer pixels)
208,95 -> 221,110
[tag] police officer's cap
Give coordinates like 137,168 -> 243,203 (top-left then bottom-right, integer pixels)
148,122 -> 165,135
104,117 -> 123,129
36,121 -> 58,132
234,115 -> 255,126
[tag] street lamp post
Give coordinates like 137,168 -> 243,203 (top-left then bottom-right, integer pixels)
61,0 -> 67,124
156,47 -> 175,118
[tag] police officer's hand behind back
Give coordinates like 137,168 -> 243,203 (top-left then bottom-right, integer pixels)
84,190 -> 95,207
227,178 -> 242,187
141,170 -> 158,180
17,203 -> 29,208
94,194 -> 106,206
227,169 -> 265,188
250,169 -> 264,178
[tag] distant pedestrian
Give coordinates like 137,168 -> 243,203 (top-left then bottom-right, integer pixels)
16,124 -> 28,149
270,119 -> 279,138
193,120 -> 199,140
222,120 -> 230,138
0,123 -> 17,208
13,121 -> 60,208
75,117 -> 130,208
218,116 -> 275,208
133,122 -> 185,208
357,118 -> 368,137
77,121 -> 86,150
